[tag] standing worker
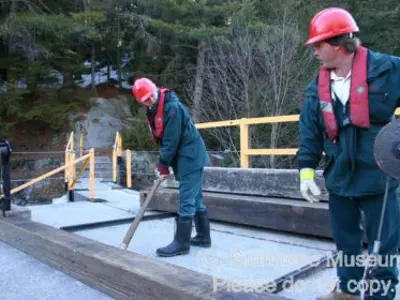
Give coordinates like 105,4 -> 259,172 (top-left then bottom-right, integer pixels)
297,7 -> 400,300
132,77 -> 212,257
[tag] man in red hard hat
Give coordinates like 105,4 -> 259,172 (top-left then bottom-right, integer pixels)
132,77 -> 212,257
297,7 -> 400,300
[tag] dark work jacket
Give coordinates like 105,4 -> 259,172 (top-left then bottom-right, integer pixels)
147,90 -> 210,180
298,50 -> 400,197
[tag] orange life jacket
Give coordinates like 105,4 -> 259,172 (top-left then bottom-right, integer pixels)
147,88 -> 169,143
318,46 -> 370,142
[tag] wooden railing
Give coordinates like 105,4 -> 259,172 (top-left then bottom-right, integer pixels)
112,131 -> 132,188
195,108 -> 400,168
64,131 -> 95,200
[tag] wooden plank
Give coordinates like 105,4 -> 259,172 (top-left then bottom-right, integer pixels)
141,188 -> 332,239
0,216 -> 290,300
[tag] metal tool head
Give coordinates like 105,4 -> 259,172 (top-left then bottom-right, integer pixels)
374,118 -> 400,179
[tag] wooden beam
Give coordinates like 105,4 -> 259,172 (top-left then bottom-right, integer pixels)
0,216 -> 290,300
141,188 -> 332,239
161,167 -> 329,202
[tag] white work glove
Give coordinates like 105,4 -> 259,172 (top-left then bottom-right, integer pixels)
300,168 -> 322,203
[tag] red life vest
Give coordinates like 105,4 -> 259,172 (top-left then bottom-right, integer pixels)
318,46 -> 370,142
147,88 -> 169,143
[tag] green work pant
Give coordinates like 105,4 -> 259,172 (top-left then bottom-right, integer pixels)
329,189 -> 400,299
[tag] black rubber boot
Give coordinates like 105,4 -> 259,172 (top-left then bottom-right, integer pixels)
190,209 -> 211,247
156,217 -> 193,257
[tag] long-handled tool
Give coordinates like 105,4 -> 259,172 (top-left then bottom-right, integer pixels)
360,176 -> 390,300
360,118 -> 400,299
120,176 -> 166,250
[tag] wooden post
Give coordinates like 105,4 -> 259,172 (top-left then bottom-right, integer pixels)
64,146 -> 69,191
239,119 -> 249,168
112,132 -> 119,183
118,133 -> 123,157
126,150 -> 132,188
112,148 -> 117,183
89,148 -> 95,201
79,133 -> 83,157
64,131 -> 73,191
70,132 -> 75,187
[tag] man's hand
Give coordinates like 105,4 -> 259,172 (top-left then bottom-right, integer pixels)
155,163 -> 170,180
300,168 -> 322,203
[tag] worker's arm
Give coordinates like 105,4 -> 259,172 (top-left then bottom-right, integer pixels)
157,102 -> 182,173
392,56 -> 400,108
297,88 -> 324,170
297,86 -> 324,203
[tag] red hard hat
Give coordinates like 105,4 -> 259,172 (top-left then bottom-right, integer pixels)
305,7 -> 359,45
132,78 -> 157,103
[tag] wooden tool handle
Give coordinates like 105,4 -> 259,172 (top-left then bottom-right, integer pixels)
120,177 -> 165,250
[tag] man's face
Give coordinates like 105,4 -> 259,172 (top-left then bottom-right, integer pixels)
311,41 -> 341,69
141,95 -> 156,107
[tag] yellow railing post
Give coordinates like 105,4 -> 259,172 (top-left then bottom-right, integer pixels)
126,150 -> 132,188
239,118 -> 249,168
118,133 -> 123,157
65,131 -> 73,190
89,148 -> 95,201
79,132 -> 84,157
112,132 -> 119,182
64,145 -> 69,190
112,131 -> 123,183
70,132 -> 75,189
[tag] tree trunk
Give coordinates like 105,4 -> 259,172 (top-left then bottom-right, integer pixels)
91,45 -> 96,92
106,55 -> 111,82
193,40 -> 206,122
7,0 -> 16,53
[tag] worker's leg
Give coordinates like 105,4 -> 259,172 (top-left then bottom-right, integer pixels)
191,168 -> 211,247
156,169 -> 201,257
360,188 -> 400,300
194,168 -> 206,213
328,193 -> 364,296
178,169 -> 203,218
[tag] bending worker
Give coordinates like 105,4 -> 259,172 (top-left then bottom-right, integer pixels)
132,77 -> 211,257
297,7 -> 400,300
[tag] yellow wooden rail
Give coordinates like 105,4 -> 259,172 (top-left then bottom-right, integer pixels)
63,131 -> 95,199
64,131 -> 76,188
3,149 -> 96,201
195,108 -> 400,168
112,132 -> 132,188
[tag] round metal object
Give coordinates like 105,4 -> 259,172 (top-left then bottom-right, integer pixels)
374,119 -> 400,179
